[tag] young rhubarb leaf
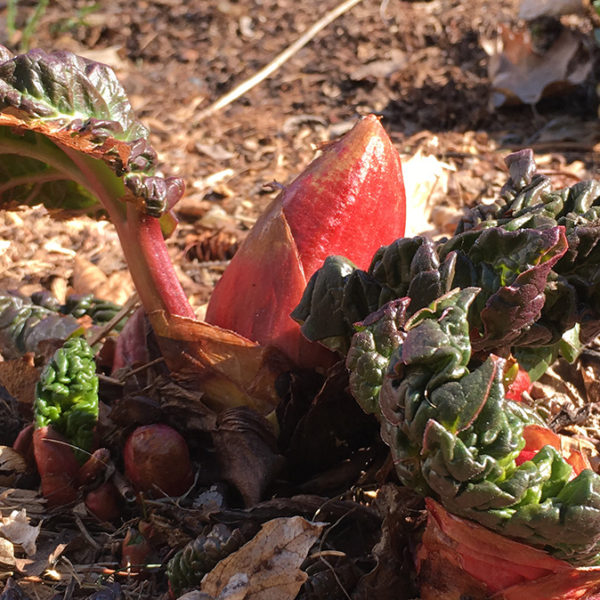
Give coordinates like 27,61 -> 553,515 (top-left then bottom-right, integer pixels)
206,115 -> 407,369
376,287 -> 600,563
345,297 -> 410,415
34,336 -> 98,461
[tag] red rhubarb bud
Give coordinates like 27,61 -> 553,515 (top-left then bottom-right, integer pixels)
33,425 -> 80,508
78,448 -> 110,487
516,424 -> 591,475
121,527 -> 153,569
505,365 -> 532,402
205,115 -> 406,369
124,424 -> 193,497
85,481 -> 121,522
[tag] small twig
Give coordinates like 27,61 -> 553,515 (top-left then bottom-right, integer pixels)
314,505 -> 357,600
194,0 -> 364,123
192,259 -> 231,270
97,373 -> 125,387
308,549 -> 347,560
87,292 -> 139,348
74,513 -> 101,551
119,356 -> 166,382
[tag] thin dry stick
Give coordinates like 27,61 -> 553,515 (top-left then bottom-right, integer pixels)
194,0 -> 364,123
87,292 -> 139,348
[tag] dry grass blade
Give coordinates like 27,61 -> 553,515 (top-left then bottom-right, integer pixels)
193,0 -> 364,123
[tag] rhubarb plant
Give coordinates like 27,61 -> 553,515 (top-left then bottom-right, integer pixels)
0,44 -> 409,410
295,149 -> 600,372
34,336 -> 98,460
32,335 -> 99,506
296,150 -> 600,565
0,45 -> 284,414
378,287 -> 600,563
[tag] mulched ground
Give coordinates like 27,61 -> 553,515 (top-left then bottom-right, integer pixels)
2,0 -> 600,598
3,0 -> 599,307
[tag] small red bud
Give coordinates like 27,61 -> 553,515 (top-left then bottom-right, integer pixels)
124,424 -> 193,498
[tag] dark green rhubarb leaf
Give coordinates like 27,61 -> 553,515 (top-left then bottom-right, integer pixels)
0,293 -> 83,359
345,297 -> 410,415
442,225 -> 569,350
0,45 -> 183,220
376,287 -> 600,564
292,255 -> 381,355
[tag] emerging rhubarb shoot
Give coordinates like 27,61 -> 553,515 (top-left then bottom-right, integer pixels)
206,115 -> 407,368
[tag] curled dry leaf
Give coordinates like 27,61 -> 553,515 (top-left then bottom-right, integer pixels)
0,447 -> 27,486
71,256 -> 109,298
212,407 -> 284,506
150,312 -> 288,415
402,150 -> 454,238
201,516 -> 324,600
72,256 -> 134,306
0,510 -> 40,557
486,26 -> 592,107
0,537 -> 15,569
0,355 -> 39,407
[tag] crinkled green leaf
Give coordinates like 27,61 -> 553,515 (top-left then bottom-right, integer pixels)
291,255 -> 380,354
378,288 -> 600,563
34,336 -> 98,462
345,298 -> 410,415
0,45 -> 183,219
0,293 -> 83,359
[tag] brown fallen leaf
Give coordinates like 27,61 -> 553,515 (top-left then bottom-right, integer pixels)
201,516 -> 324,600
0,355 -> 39,407
0,537 -> 15,569
0,448 -> 27,487
212,407 -> 284,506
71,256 -> 134,305
0,509 -> 41,556
402,149 -> 454,238
485,25 -> 592,107
71,256 -> 108,296
0,489 -> 45,520
150,312 -> 288,415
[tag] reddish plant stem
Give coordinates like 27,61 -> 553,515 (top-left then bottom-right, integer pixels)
123,204 -> 196,318
58,144 -> 195,320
